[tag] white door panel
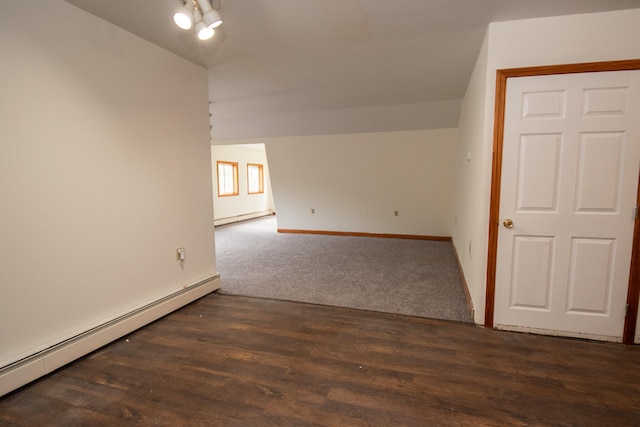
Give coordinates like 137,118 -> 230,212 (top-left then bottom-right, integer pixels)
495,71 -> 640,341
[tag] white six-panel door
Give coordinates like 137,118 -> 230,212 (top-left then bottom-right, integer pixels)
495,70 -> 640,341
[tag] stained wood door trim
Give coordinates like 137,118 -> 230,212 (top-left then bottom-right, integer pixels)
623,173 -> 640,343
484,59 -> 640,344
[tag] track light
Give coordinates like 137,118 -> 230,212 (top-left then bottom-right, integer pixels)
173,0 -> 222,40
197,0 -> 223,29
173,0 -> 194,30
194,8 -> 214,40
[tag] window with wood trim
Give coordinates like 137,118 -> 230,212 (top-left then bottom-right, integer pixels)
247,163 -> 264,194
217,161 -> 239,197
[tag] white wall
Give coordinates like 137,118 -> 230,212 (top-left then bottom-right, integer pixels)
211,144 -> 274,224
240,129 -> 457,236
454,8 -> 640,324
452,31 -> 491,323
0,0 -> 216,375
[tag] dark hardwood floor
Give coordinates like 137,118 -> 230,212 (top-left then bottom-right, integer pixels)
1,293 -> 639,426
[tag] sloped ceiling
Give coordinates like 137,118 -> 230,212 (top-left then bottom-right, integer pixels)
65,0 -> 640,139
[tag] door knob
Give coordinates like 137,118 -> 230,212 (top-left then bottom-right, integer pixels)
503,219 -> 514,229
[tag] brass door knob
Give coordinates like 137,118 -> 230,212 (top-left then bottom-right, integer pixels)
503,219 -> 514,229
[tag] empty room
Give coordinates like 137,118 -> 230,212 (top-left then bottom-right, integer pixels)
2,1 -> 640,425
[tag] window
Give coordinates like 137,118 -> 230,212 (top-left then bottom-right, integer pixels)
247,163 -> 264,194
217,161 -> 238,197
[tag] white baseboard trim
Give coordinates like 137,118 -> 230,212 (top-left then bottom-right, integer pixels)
0,275 -> 220,397
214,210 -> 273,226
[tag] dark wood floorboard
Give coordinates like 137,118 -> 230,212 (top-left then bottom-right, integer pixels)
1,293 -> 639,426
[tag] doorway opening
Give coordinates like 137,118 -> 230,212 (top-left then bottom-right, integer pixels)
211,143 -> 275,227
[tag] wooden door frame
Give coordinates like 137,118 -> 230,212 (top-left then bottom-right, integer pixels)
484,59 -> 640,344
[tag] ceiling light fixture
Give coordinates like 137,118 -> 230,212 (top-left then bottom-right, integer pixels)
173,0 -> 223,40
194,8 -> 214,40
197,0 -> 223,29
173,0 -> 195,30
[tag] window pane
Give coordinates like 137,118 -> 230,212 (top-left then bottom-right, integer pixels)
217,161 -> 238,196
247,164 -> 263,194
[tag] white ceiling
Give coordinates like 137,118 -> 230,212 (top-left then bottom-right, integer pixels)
65,0 -> 640,139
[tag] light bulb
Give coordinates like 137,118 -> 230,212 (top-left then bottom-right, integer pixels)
198,25 -> 215,40
194,8 -> 214,40
173,2 -> 194,30
174,11 -> 192,29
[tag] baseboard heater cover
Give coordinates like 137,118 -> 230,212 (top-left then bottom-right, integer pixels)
0,274 -> 220,397
214,211 -> 273,227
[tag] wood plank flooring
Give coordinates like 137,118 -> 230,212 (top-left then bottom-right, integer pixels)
1,293 -> 639,426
